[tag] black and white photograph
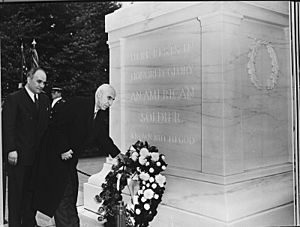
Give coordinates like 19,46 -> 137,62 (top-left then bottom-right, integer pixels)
0,1 -> 299,227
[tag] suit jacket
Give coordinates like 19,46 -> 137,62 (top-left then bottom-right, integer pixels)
2,88 -> 50,166
33,96 -> 120,217
49,98 -> 66,126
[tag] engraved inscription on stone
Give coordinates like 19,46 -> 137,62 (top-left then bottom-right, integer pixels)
130,87 -> 195,102
129,42 -> 194,62
122,19 -> 202,171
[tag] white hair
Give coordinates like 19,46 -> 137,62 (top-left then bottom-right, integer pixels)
95,84 -> 116,99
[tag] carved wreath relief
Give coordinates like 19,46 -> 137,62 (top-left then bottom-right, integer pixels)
247,38 -> 279,90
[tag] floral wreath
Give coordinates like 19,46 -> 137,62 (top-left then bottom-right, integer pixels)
95,140 -> 167,227
247,38 -> 279,90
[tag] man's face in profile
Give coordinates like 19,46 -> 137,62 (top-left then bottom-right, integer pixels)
97,87 -> 116,111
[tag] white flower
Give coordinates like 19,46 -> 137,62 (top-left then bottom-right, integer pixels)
146,183 -> 150,187
152,183 -> 157,189
154,194 -> 159,199
144,189 -> 154,199
132,174 -> 139,181
136,209 -> 141,215
151,152 -> 160,161
155,174 -> 166,187
133,195 -> 139,204
161,155 -> 165,160
162,165 -> 166,170
130,216 -> 135,225
138,190 -> 143,195
156,162 -> 161,166
140,148 -> 150,157
139,156 -> 147,165
145,162 -> 150,166
129,146 -> 136,152
139,172 -> 150,181
149,168 -> 154,173
127,203 -> 134,210
149,177 -> 154,183
144,203 -> 150,210
141,197 -> 146,203
131,152 -> 139,161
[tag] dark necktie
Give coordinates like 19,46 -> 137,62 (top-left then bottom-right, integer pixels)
34,94 -> 39,110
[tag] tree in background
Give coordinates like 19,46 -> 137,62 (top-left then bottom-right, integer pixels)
0,2 -> 121,99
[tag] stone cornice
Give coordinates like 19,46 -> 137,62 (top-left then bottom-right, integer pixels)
106,1 -> 289,45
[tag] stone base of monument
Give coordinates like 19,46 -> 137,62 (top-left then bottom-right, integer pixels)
150,201 -> 293,227
83,157 -> 132,214
83,156 -> 293,227
83,162 -> 293,226
148,164 -> 294,227
83,183 -> 102,213
83,157 -> 116,213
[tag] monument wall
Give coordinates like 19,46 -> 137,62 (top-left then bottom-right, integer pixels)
122,19 -> 202,172
106,2 -> 293,226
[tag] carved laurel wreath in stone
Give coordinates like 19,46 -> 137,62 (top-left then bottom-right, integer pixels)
247,38 -> 279,90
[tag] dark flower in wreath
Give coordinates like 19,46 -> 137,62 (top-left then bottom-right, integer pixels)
104,195 -> 110,201
102,183 -> 108,189
120,174 -> 128,186
98,206 -> 105,213
106,172 -> 114,179
114,193 -> 121,200
149,146 -> 158,153
144,141 -> 149,148
95,194 -> 102,203
133,140 -> 145,149
98,215 -> 105,222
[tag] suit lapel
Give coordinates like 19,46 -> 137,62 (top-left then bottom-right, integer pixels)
37,94 -> 50,119
21,88 -> 38,115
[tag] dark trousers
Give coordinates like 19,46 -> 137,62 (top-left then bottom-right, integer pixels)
8,164 -> 37,227
54,172 -> 79,227
3,162 -> 7,222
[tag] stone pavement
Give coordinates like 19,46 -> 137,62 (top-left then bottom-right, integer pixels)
3,156 -> 107,227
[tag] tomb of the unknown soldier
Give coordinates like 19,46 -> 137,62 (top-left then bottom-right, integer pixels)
83,1 -> 293,227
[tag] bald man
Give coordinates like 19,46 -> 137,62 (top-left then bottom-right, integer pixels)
2,67 -> 50,227
33,84 -> 123,227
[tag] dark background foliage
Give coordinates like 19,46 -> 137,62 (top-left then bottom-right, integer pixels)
0,1 -> 121,99
0,1 -> 122,157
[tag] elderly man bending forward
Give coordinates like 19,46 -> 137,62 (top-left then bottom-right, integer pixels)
32,84 -> 124,227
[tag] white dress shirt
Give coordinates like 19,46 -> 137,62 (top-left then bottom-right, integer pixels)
25,86 -> 37,103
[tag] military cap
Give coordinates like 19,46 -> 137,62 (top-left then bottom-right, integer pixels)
51,87 -> 63,92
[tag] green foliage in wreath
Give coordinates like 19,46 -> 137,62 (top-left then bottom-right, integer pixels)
95,140 -> 167,227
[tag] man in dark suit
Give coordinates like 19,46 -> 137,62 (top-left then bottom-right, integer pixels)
33,84 -> 124,227
2,67 -> 50,227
